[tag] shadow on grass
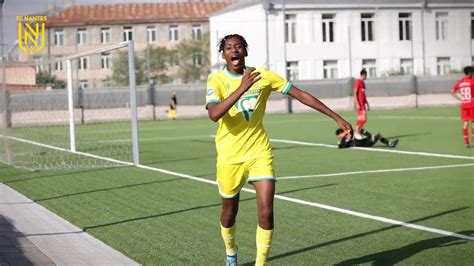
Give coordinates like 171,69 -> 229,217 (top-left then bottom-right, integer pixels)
385,132 -> 431,139
3,165 -> 131,184
260,206 -> 470,265
276,183 -> 336,195
82,183 -> 335,231
82,197 -> 254,231
335,230 -> 473,265
33,177 -> 183,202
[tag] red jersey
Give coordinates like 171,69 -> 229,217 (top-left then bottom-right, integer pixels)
452,77 -> 474,108
354,79 -> 366,109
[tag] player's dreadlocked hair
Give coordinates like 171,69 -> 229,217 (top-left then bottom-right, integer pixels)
218,34 -> 248,55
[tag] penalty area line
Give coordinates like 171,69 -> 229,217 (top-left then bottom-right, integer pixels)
279,163 -> 474,180
2,134 -> 473,241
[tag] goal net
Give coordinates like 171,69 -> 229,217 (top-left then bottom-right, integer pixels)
0,41 -> 140,171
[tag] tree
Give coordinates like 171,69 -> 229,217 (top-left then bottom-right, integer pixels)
36,71 -> 66,89
148,46 -> 173,84
175,33 -> 210,83
111,51 -> 147,86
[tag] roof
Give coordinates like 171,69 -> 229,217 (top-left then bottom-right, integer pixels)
46,1 -> 233,27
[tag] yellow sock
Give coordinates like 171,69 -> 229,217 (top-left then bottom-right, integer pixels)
255,225 -> 273,266
220,223 -> 237,255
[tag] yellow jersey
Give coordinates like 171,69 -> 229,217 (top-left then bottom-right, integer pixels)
206,66 -> 292,164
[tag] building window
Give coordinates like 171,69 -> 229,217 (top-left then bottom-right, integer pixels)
55,56 -> 64,71
78,57 -> 88,70
323,60 -> 338,79
101,53 -> 111,69
147,26 -> 157,43
361,13 -> 374,42
76,28 -> 88,45
192,24 -> 202,40
437,57 -> 450,75
54,29 -> 64,46
285,14 -> 297,44
322,14 -> 335,43
471,12 -> 474,39
399,13 -> 412,41
79,80 -> 88,90
435,12 -> 448,40
400,58 -> 413,75
101,28 -> 111,44
169,25 -> 179,41
193,53 -> 202,66
286,61 -> 299,80
362,59 -> 377,77
123,26 -> 133,41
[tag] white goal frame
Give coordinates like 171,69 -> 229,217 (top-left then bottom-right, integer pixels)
66,41 -> 140,165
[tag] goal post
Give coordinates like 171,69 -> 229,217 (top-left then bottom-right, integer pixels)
1,41 -> 141,170
65,41 -> 140,165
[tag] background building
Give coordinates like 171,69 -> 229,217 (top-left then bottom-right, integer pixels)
210,0 -> 474,79
19,1 -> 232,87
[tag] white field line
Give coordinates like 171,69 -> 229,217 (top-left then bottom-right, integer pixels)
279,163 -> 474,180
1,134 -> 473,241
270,138 -> 474,160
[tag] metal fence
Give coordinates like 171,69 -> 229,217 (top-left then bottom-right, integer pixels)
4,74 -> 461,126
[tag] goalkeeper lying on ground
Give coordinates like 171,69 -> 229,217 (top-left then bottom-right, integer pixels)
336,128 -> 399,149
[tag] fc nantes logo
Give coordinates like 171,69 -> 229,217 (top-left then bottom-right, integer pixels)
17,16 -> 47,55
235,91 -> 260,121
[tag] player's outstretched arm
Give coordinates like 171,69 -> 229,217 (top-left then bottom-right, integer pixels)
207,69 -> 261,122
288,86 -> 352,132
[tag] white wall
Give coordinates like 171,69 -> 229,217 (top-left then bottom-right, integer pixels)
210,3 -> 474,79
210,4 -> 268,72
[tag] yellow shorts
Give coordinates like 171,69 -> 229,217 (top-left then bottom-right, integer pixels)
168,109 -> 177,119
217,153 -> 275,198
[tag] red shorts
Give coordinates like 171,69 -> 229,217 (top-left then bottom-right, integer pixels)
357,109 -> 366,116
460,107 -> 473,121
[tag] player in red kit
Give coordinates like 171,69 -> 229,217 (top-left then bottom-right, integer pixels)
451,66 -> 474,147
354,69 -> 369,139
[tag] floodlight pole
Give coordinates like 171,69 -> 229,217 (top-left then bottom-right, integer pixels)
128,41 -> 140,165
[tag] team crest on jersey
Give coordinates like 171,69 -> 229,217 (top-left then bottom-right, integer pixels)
235,90 -> 261,121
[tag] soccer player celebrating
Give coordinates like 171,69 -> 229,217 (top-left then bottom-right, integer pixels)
451,66 -> 474,147
354,69 -> 369,139
205,34 -> 352,266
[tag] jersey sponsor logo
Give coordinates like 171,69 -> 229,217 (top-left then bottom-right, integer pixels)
234,90 -> 261,121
